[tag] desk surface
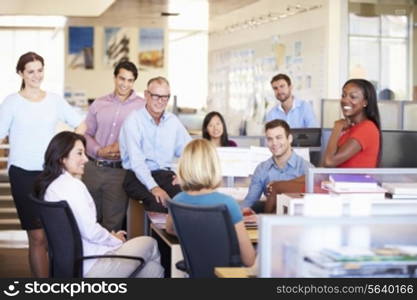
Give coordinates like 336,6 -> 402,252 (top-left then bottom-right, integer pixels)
150,224 -> 178,246
215,267 -> 251,278
151,223 -> 258,244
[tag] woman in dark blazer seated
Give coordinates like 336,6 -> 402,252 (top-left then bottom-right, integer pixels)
202,111 -> 237,147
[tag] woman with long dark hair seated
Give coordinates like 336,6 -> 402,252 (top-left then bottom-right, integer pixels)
34,131 -> 164,277
202,111 -> 237,147
322,79 -> 381,168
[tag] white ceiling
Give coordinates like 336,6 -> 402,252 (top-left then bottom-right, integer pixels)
0,0 -> 115,17
0,0 -> 259,18
0,0 -> 326,32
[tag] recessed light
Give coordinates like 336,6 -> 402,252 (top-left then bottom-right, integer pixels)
161,12 -> 180,17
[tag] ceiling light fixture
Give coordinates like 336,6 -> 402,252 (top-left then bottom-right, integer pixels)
211,4 -> 322,36
161,12 -> 180,17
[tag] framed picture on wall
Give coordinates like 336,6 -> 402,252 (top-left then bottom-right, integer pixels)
104,27 -> 130,68
68,26 -> 94,70
138,28 -> 164,70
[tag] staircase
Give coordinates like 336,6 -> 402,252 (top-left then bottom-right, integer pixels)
0,144 -> 30,278
0,145 -> 21,230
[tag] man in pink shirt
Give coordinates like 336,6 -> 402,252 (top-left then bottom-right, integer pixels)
83,61 -> 145,231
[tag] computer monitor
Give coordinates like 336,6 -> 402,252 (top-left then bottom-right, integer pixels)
380,130 -> 417,167
290,128 -> 322,147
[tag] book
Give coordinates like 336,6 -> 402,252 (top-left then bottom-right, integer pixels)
243,214 -> 258,229
303,245 -> 417,277
147,212 -> 167,229
329,174 -> 378,189
322,180 -> 386,194
382,182 -> 417,195
303,255 -> 411,277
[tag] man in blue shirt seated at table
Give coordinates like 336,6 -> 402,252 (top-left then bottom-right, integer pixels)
119,76 -> 192,212
265,73 -> 317,128
241,119 -> 311,213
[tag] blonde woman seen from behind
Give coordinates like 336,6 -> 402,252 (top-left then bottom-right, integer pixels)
166,139 -> 256,267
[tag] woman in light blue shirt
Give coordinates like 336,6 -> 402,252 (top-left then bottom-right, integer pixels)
166,139 -> 256,267
0,52 -> 85,277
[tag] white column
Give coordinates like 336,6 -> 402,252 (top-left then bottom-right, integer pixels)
326,0 -> 349,99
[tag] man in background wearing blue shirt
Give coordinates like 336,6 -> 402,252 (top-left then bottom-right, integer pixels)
242,119 -> 311,213
119,76 -> 191,212
265,74 -> 317,128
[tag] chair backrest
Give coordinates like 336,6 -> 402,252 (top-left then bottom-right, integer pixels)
167,200 -> 242,278
30,195 -> 83,278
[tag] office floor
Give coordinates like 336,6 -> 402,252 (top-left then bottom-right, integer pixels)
0,230 -> 31,277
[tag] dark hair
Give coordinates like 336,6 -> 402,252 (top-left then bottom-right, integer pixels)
378,88 -> 395,100
270,73 -> 291,86
265,119 -> 290,137
16,52 -> 44,90
34,131 -> 86,199
202,111 -> 230,147
343,78 -> 382,165
113,61 -> 138,80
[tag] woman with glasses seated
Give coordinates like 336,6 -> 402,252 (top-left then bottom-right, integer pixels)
202,111 -> 237,147
34,131 -> 164,278
166,139 -> 255,267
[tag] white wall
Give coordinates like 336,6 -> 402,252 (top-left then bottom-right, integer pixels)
0,27 -> 65,102
65,18 -> 169,100
208,0 -> 349,129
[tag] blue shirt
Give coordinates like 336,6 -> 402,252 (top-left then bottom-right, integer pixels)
173,191 -> 243,224
0,92 -> 84,170
242,151 -> 311,208
119,108 -> 191,190
265,98 -> 317,128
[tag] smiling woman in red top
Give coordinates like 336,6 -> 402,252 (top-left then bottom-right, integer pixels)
322,79 -> 381,168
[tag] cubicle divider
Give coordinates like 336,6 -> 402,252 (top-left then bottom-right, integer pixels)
305,167 -> 417,193
232,127 -> 417,168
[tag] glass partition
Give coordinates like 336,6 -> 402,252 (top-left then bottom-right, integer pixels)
403,102 -> 417,130
378,101 -> 402,129
259,215 -> 417,278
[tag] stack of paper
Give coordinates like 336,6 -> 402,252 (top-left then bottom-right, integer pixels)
303,245 -> 417,277
382,182 -> 417,199
325,174 -> 386,197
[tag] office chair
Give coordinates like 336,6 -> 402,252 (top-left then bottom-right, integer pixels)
167,200 -> 242,278
30,195 -> 145,278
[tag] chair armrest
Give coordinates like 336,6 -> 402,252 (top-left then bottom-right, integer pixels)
81,254 -> 144,263
175,260 -> 188,272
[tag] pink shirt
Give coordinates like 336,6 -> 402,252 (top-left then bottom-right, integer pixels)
85,91 -> 145,160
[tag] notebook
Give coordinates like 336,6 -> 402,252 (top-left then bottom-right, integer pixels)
329,174 -> 378,189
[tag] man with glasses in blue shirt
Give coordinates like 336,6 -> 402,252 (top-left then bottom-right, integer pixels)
119,76 -> 191,212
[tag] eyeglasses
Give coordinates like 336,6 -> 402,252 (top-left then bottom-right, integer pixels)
148,92 -> 170,102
